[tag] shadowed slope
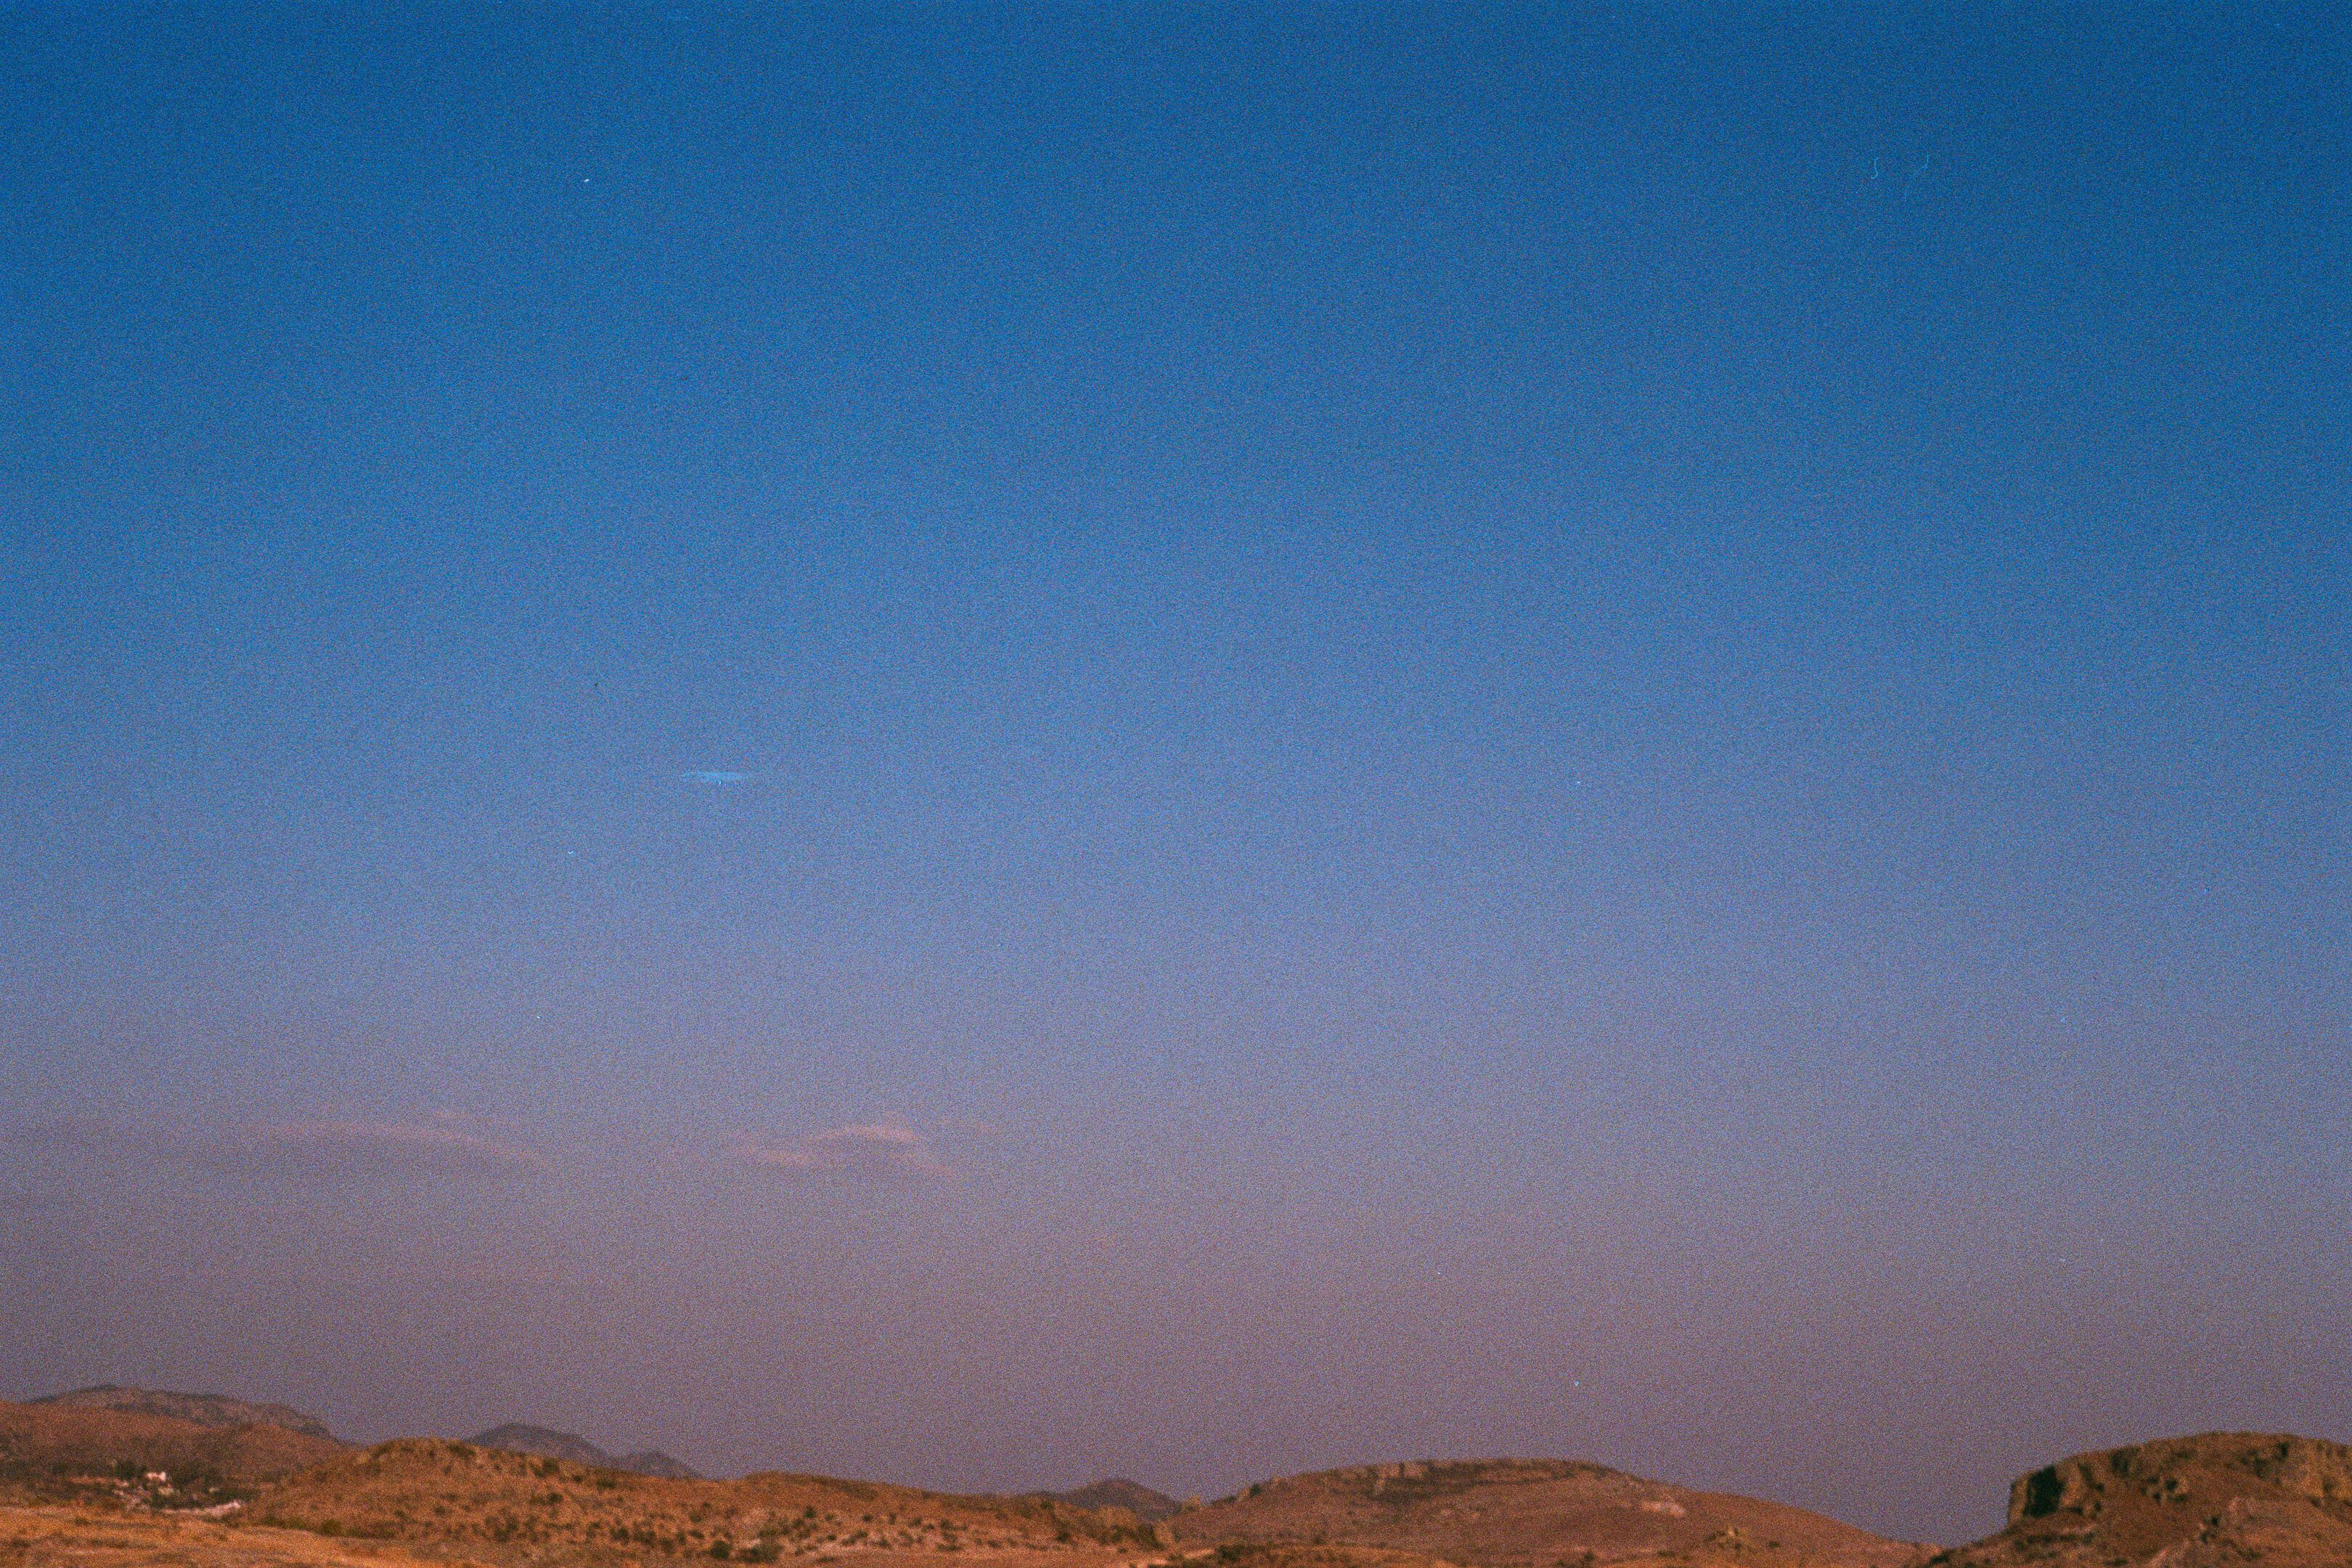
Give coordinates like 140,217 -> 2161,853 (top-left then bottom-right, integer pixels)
1171,1459 -> 1925,1568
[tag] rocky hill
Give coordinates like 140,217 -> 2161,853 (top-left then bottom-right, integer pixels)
468,1421 -> 701,1479
29,1387 -> 340,1442
1927,1432 -> 2352,1567
1170,1458 -> 1924,1567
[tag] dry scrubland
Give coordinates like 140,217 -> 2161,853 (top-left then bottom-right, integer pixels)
1,1418 -> 1160,1568
253,1440 -> 1161,1568
0,1504 -> 458,1568
8,1397 -> 2352,1568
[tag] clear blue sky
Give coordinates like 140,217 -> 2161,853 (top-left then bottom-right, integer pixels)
1,2 -> 2345,1545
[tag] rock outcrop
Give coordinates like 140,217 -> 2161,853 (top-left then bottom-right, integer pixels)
1940,1433 -> 2352,1567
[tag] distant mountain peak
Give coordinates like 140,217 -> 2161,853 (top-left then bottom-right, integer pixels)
467,1421 -> 699,1479
1053,1478 -> 1181,1522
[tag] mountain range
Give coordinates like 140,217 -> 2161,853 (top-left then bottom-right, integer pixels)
8,1388 -> 695,1484
468,1421 -> 701,1479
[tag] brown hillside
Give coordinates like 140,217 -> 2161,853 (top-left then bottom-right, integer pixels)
0,1400 -> 348,1493
1927,1432 -> 2352,1567
250,1439 -> 1164,1568
1169,1459 -> 1924,1568
0,1505 -> 1434,1568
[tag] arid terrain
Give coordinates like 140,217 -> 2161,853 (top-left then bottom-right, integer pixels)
3,1502 -> 441,1568
6,1392 -> 2352,1568
251,1438 -> 1159,1568
1,1400 -> 1161,1568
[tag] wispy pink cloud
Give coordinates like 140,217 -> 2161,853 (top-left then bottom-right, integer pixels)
742,1122 -> 950,1182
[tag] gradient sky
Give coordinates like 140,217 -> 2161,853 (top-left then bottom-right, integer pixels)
1,1 -> 2345,1548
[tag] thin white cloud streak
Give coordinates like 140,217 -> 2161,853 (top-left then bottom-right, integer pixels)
1,1114 -> 546,1183
224,1118 -> 547,1180
741,1123 -> 951,1182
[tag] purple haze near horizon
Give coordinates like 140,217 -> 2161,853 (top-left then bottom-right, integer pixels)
1,2 -> 2345,1547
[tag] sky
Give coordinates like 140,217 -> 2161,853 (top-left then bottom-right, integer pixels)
0,1 -> 2345,1547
